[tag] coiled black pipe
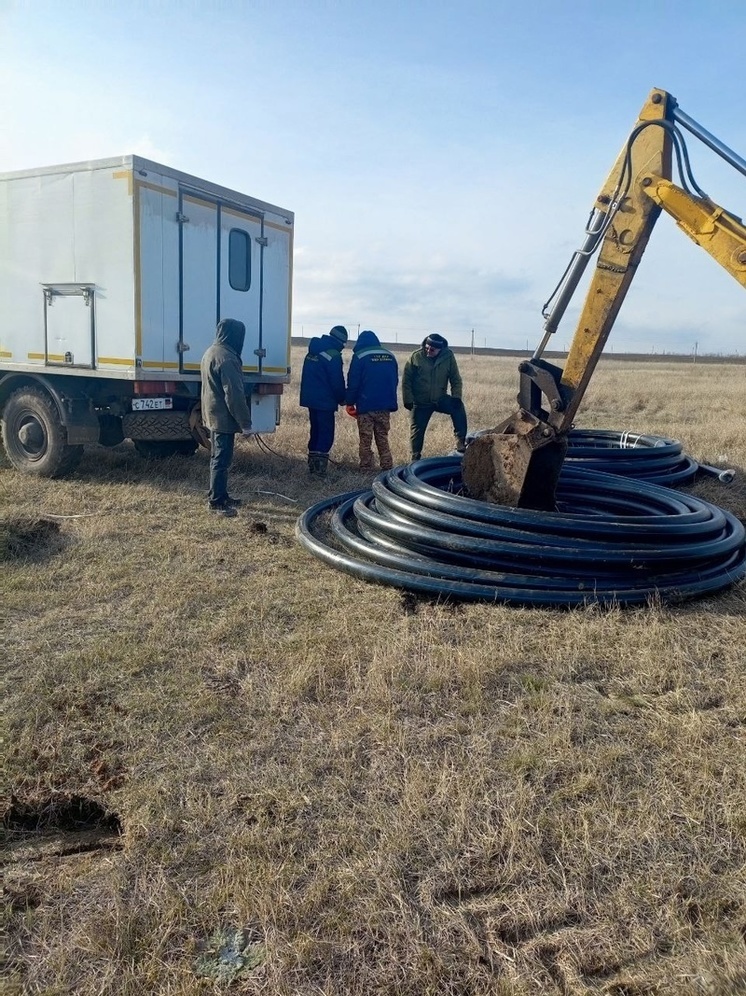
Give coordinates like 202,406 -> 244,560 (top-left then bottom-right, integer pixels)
565,429 -> 700,485
296,457 -> 746,607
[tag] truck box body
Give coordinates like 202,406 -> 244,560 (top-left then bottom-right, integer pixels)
0,155 -> 294,437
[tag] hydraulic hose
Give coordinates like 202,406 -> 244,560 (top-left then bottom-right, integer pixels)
296,457 -> 746,607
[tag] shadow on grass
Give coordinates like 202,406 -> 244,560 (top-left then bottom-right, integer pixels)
0,517 -> 65,563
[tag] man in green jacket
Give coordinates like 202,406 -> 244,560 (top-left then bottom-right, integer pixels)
200,318 -> 253,517
402,333 -> 467,460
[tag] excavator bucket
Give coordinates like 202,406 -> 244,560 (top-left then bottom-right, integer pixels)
461,410 -> 568,511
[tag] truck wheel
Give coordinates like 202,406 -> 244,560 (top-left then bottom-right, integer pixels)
1,387 -> 84,477
133,439 -> 198,459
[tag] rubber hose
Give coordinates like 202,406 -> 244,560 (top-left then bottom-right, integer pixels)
296,458 -> 746,607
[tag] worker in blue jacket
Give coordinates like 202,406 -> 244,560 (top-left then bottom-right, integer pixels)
345,330 -> 398,470
299,325 -> 348,476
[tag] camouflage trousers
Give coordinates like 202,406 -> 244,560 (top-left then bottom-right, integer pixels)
357,411 -> 393,470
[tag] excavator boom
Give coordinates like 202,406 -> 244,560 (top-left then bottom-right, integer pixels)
462,88 -> 746,510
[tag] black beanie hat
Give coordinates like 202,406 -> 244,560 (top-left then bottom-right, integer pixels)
425,333 -> 448,349
329,325 -> 349,345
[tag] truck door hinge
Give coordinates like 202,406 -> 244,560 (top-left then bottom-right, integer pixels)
176,212 -> 189,223
177,341 -> 190,353
255,236 -> 268,246
254,348 -> 266,358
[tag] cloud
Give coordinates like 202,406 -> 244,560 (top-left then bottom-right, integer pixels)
293,250 -> 533,341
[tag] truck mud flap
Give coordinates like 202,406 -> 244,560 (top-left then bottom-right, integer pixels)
64,421 -> 102,445
62,411 -> 101,445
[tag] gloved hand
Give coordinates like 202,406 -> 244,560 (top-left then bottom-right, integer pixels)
403,402 -> 413,411
345,404 -> 358,418
241,429 -> 253,438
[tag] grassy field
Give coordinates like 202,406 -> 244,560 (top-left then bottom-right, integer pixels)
2,349 -> 746,995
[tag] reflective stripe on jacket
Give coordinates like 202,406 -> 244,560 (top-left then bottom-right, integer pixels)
299,335 -> 346,410
345,330 -> 399,414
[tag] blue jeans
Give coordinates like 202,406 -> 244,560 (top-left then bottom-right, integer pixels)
308,409 -> 336,454
208,431 -> 235,506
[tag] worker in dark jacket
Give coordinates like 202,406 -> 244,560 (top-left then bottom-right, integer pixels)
402,332 -> 467,460
299,325 -> 348,476
200,318 -> 253,516
345,329 -> 398,470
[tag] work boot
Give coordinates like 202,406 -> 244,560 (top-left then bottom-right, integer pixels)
378,442 -> 394,470
411,451 -> 422,462
224,495 -> 243,507
455,438 -> 467,454
208,501 -> 238,518
308,452 -> 328,477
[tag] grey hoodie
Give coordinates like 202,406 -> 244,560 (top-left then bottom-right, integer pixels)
200,319 -> 253,433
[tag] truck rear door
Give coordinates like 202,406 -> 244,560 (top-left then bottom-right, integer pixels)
178,188 -> 263,374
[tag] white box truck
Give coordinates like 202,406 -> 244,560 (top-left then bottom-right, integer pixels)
0,155 -> 294,476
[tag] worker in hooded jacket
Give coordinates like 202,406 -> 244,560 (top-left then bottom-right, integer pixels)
402,332 -> 467,460
299,325 -> 348,476
200,318 -> 253,516
345,329 -> 398,470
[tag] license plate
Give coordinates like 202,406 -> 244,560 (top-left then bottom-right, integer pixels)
131,398 -> 173,411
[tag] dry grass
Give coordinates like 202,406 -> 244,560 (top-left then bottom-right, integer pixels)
2,349 -> 745,995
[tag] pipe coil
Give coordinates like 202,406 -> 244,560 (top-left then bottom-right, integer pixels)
296,457 -> 746,607
565,429 -> 699,485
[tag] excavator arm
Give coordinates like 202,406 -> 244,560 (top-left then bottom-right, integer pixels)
462,88 -> 746,510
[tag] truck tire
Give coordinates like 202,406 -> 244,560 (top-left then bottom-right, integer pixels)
1,387 -> 84,477
123,409 -> 192,441
133,439 -> 198,459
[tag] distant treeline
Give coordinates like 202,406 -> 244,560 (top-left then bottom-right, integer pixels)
290,338 -> 745,365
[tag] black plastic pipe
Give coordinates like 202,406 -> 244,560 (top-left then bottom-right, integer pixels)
565,429 -> 700,484
296,457 -> 745,607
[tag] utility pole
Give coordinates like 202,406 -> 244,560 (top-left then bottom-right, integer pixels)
471,328 -> 474,356
693,341 -> 698,363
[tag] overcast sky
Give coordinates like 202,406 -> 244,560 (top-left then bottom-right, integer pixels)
1,0 -> 744,355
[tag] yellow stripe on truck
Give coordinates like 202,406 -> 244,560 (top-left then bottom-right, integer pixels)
113,169 -> 133,196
